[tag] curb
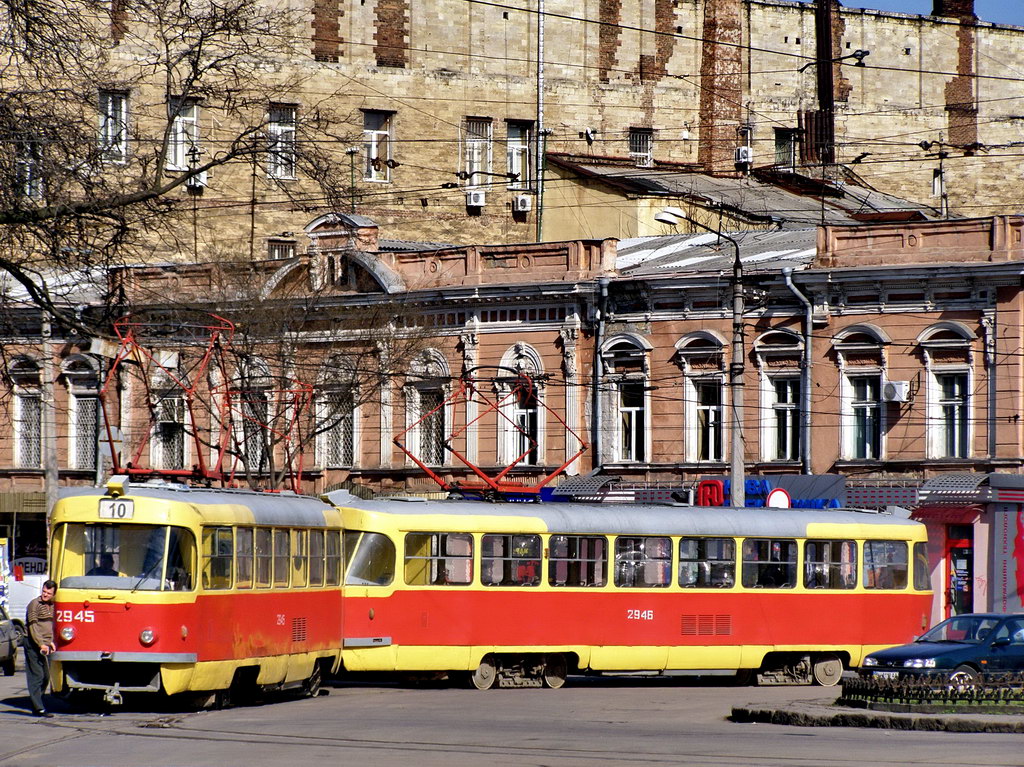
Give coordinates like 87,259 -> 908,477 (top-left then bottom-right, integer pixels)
730,703 -> 1024,733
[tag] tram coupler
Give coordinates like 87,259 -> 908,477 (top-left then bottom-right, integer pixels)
104,684 -> 124,706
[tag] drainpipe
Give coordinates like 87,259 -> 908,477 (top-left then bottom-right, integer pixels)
782,268 -> 813,475
592,277 -> 610,471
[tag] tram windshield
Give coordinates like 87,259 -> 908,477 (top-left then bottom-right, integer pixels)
54,523 -> 196,591
344,531 -> 395,586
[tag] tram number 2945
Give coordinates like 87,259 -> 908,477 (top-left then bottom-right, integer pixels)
57,610 -> 95,624
627,609 -> 655,621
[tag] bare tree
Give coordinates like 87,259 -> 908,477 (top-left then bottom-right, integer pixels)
0,0 -> 351,332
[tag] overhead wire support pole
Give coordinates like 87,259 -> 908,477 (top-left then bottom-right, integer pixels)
654,208 -> 745,508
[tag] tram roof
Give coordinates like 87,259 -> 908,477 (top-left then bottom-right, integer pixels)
326,492 -> 922,538
59,483 -> 334,527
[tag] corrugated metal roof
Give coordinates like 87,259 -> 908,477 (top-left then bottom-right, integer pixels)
617,228 -> 818,276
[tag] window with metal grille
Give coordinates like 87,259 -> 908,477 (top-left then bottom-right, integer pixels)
267,103 -> 297,179
628,128 -> 653,167
267,239 -> 296,260
418,388 -> 446,465
463,118 -> 492,188
320,391 -> 354,466
155,396 -> 185,470
16,393 -> 41,468
548,535 -> 607,587
72,395 -> 99,471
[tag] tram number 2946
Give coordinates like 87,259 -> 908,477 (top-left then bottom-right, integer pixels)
627,609 -> 654,621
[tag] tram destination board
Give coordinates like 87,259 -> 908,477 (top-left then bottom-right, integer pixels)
98,499 -> 134,520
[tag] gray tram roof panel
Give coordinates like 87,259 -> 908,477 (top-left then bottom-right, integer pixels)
60,483 -> 334,527
326,492 -> 921,538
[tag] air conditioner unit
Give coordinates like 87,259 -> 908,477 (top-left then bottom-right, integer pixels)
734,146 -> 754,164
185,169 -> 208,188
882,380 -> 911,403
512,194 -> 532,213
465,190 -> 486,208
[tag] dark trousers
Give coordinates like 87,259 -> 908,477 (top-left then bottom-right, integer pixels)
22,640 -> 49,713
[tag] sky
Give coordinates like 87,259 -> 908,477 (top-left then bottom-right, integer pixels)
826,1 -> 1024,26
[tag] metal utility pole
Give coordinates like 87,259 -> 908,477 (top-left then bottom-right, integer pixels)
654,208 -> 745,507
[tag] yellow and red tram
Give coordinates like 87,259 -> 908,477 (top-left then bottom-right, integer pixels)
332,492 -> 932,689
50,478 -> 343,705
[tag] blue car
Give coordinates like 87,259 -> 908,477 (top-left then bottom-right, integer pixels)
861,613 -> 1024,683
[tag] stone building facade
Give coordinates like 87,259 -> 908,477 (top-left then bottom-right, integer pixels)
36,0 -> 1024,261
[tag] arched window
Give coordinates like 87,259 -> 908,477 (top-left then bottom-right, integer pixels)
62,355 -> 101,471
318,354 -> 359,468
753,330 -> 804,463
9,357 -> 41,468
497,343 -> 545,466
601,334 -> 651,464
675,332 -> 726,463
832,325 -> 890,461
405,349 -> 451,466
918,322 -> 976,459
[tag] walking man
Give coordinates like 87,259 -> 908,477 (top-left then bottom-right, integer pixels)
24,579 -> 57,717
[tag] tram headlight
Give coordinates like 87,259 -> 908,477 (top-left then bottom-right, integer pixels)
60,626 -> 76,642
139,628 -> 157,646
903,658 -> 936,669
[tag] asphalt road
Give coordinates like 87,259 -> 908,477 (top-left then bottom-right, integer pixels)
1,665 -> 1022,766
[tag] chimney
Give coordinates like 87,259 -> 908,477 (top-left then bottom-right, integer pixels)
697,0 -> 743,176
932,0 -> 976,20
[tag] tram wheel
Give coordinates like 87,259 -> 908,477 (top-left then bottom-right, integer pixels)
304,666 -> 323,698
812,655 -> 843,687
470,655 -> 498,690
542,654 -> 567,689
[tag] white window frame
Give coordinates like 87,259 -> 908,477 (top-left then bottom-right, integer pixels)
768,376 -> 801,462
841,373 -> 883,460
267,103 -> 297,180
774,127 -> 799,169
601,335 -> 652,465
167,97 -> 200,171
929,369 -> 971,459
152,394 -> 189,471
690,377 -> 724,462
463,118 -> 493,189
506,121 -> 532,190
628,128 -> 653,167
363,110 -> 393,183
16,141 -> 43,200
99,90 -> 128,164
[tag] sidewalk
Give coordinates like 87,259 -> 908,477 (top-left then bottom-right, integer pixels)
731,699 -> 1024,732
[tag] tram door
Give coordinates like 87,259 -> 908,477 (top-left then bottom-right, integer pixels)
944,525 -> 974,618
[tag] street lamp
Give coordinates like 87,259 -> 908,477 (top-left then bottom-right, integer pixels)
798,49 -> 870,73
656,207 -> 746,508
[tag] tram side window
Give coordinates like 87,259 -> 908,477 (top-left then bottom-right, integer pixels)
741,539 -> 797,589
236,528 -> 254,589
405,532 -> 473,586
803,540 -> 857,589
679,537 -> 735,588
292,529 -> 308,587
202,526 -> 233,590
273,528 -> 290,587
309,529 -> 325,587
326,530 -> 341,586
548,535 -> 607,587
614,536 -> 671,588
255,528 -> 272,588
481,534 -> 541,587
344,531 -> 395,586
863,540 -> 908,590
913,541 -> 930,591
